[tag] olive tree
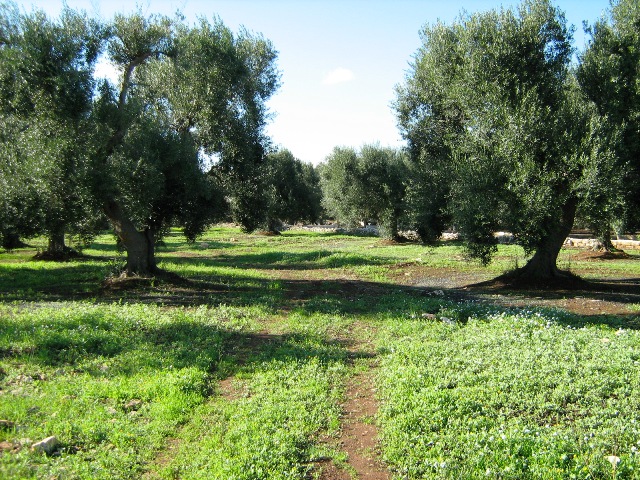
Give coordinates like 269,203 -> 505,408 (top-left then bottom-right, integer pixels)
92,13 -> 279,275
320,145 -> 408,240
396,0 -> 615,280
262,149 -> 323,232
1,5 -> 279,272
578,0 -> 640,245
0,4 -> 103,254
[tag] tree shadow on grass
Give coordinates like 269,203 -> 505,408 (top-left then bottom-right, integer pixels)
96,272 -> 640,333
0,314 -> 224,371
0,263 -> 108,300
215,330 -> 371,375
0,312 -> 371,389
164,249 -> 394,271
467,275 -> 640,304
1,249 -> 639,333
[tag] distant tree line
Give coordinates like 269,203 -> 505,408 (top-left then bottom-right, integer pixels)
1,0 -> 638,283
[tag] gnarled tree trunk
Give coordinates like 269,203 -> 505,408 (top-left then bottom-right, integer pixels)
47,229 -> 66,255
266,217 -> 282,235
103,200 -> 157,276
517,197 -> 578,281
596,228 -> 616,252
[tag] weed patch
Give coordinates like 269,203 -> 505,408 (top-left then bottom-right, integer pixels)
377,308 -> 640,479
154,332 -> 346,479
0,304 -> 227,479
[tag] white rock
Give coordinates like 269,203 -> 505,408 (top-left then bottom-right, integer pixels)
441,317 -> 456,325
32,436 -> 59,454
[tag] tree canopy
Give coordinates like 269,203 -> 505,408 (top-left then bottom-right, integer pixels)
320,145 -> 408,240
262,149 -> 323,232
0,4 -> 103,254
2,0 -> 636,285
395,0 -> 616,280
578,0 -> 640,241
0,4 -> 280,274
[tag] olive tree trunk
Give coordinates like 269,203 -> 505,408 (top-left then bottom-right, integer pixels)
386,212 -> 400,241
47,230 -> 66,255
596,228 -> 616,252
103,201 -> 158,276
517,197 -> 578,280
1,232 -> 27,250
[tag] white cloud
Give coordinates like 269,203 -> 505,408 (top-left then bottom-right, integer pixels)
322,67 -> 355,85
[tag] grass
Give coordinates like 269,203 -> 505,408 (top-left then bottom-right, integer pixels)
377,308 -> 640,479
1,226 -> 639,478
0,304 -> 228,479
160,339 -> 346,479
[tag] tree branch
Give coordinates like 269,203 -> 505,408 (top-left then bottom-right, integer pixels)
118,52 -> 153,110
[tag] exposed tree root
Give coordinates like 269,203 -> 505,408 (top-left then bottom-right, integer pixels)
490,267 -> 589,290
101,268 -> 186,290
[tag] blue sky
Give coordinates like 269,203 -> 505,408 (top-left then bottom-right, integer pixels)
20,0 -> 611,165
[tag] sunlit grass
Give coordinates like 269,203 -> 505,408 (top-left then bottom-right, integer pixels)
0,303 -> 226,479
376,306 -> 640,479
1,225 -> 639,479
158,342 -> 346,479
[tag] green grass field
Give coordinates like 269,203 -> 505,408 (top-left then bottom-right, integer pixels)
1,226 -> 639,479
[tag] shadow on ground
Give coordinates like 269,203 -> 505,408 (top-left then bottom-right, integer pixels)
1,250 -> 639,331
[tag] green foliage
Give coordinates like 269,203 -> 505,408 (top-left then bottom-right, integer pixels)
396,0 -> 615,270
402,162 -> 451,244
578,0 -> 640,234
0,5 -> 279,270
163,18 -> 280,234
320,144 -> 409,239
261,149 -> 323,231
0,3 -> 104,250
86,12 -> 225,273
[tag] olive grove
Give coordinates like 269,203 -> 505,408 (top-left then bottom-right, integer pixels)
0,4 -> 279,275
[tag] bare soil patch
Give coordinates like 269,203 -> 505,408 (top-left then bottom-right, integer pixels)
330,370 -> 389,480
33,248 -> 83,262
571,250 -> 637,261
143,437 -> 181,479
385,262 -> 640,318
317,325 -> 389,480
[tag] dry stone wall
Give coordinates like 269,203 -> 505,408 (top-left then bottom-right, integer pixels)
296,225 -> 640,249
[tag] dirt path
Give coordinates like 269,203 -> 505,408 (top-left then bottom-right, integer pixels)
143,331 -> 278,478
319,327 -> 390,480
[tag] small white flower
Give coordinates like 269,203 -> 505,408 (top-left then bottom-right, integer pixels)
606,455 -> 621,468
